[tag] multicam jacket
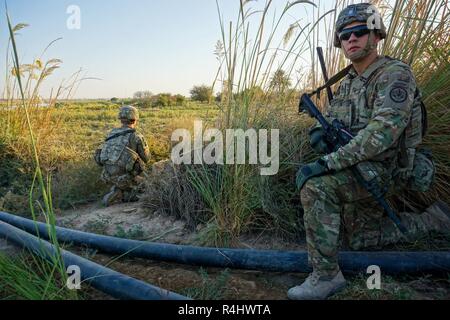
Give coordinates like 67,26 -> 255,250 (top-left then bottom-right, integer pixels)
321,56 -> 421,177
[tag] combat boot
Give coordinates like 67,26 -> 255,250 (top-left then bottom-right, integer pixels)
422,200 -> 450,232
102,186 -> 123,207
287,270 -> 346,300
123,189 -> 139,203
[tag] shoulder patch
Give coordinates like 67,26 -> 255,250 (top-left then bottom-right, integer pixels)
390,87 -> 408,103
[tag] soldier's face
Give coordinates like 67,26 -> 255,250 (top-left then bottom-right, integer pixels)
340,22 -> 380,60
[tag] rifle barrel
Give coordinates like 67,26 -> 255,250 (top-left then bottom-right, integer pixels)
317,47 -> 333,103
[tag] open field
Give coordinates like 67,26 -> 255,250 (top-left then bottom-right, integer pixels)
0,101 -> 219,212
1,100 -> 450,300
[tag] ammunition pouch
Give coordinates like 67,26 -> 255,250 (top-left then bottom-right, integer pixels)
408,148 -> 435,192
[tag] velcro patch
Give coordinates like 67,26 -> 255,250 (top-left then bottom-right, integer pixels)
389,87 -> 408,103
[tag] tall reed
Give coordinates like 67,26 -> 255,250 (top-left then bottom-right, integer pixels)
3,10 -> 79,299
186,0 -> 325,245
184,0 -> 450,244
380,0 -> 450,208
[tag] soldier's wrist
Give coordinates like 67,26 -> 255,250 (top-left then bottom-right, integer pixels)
321,155 -> 335,171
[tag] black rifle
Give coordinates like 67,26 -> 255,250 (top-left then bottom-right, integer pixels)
297,48 -> 408,235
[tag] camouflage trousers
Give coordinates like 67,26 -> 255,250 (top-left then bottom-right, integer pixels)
101,165 -> 145,201
300,168 -> 435,276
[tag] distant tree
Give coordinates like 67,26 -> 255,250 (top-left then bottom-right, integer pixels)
269,69 -> 291,93
238,86 -> 265,101
133,91 -> 143,99
153,93 -> 171,107
142,90 -> 153,99
134,90 -> 152,99
190,85 -> 213,103
110,97 -> 119,103
174,94 -> 186,106
215,92 -> 222,102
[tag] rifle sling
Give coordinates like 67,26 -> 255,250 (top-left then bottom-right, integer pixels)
309,65 -> 352,97
105,129 -> 136,142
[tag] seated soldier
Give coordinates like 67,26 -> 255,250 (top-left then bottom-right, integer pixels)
94,105 -> 150,206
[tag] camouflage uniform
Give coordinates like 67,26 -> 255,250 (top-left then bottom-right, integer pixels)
100,128 -> 149,198
301,56 -> 438,276
95,107 -> 150,202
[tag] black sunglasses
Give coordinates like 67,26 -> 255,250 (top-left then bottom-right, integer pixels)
339,25 -> 371,41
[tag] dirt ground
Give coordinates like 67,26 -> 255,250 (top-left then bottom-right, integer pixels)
2,200 -> 450,300
56,201 -> 308,300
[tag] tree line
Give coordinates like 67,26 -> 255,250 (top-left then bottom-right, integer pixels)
112,69 -> 293,107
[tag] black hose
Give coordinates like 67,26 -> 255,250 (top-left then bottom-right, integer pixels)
1,211 -> 449,274
0,220 -> 190,300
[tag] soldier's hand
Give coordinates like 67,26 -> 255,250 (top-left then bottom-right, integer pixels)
296,158 -> 330,190
309,127 -> 329,154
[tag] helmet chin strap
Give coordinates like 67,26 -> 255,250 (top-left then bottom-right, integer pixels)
344,31 -> 377,61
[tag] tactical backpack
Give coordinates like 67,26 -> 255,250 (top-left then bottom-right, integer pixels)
96,129 -> 142,174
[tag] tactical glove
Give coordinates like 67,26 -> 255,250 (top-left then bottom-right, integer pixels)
309,127 -> 329,155
296,158 -> 330,190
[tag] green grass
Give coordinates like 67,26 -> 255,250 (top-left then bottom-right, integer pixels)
83,217 -> 110,235
181,268 -> 231,300
332,274 -> 415,300
332,273 -> 450,300
114,225 -> 145,240
0,101 -> 219,212
0,251 -> 79,300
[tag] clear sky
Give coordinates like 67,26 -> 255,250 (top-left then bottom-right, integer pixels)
0,0 -> 356,99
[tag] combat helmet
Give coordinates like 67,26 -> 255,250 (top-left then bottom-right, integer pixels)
334,3 -> 387,48
118,105 -> 139,121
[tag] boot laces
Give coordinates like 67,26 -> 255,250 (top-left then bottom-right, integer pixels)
309,271 -> 321,286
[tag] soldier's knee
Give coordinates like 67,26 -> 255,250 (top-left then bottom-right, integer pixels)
300,177 -> 320,195
300,179 -> 317,207
301,175 -> 335,199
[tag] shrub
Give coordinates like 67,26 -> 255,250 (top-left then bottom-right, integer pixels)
190,85 -> 213,103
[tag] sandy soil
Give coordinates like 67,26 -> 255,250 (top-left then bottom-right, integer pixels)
58,202 -> 192,244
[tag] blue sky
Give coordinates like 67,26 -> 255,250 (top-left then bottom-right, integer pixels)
0,0 -> 345,99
